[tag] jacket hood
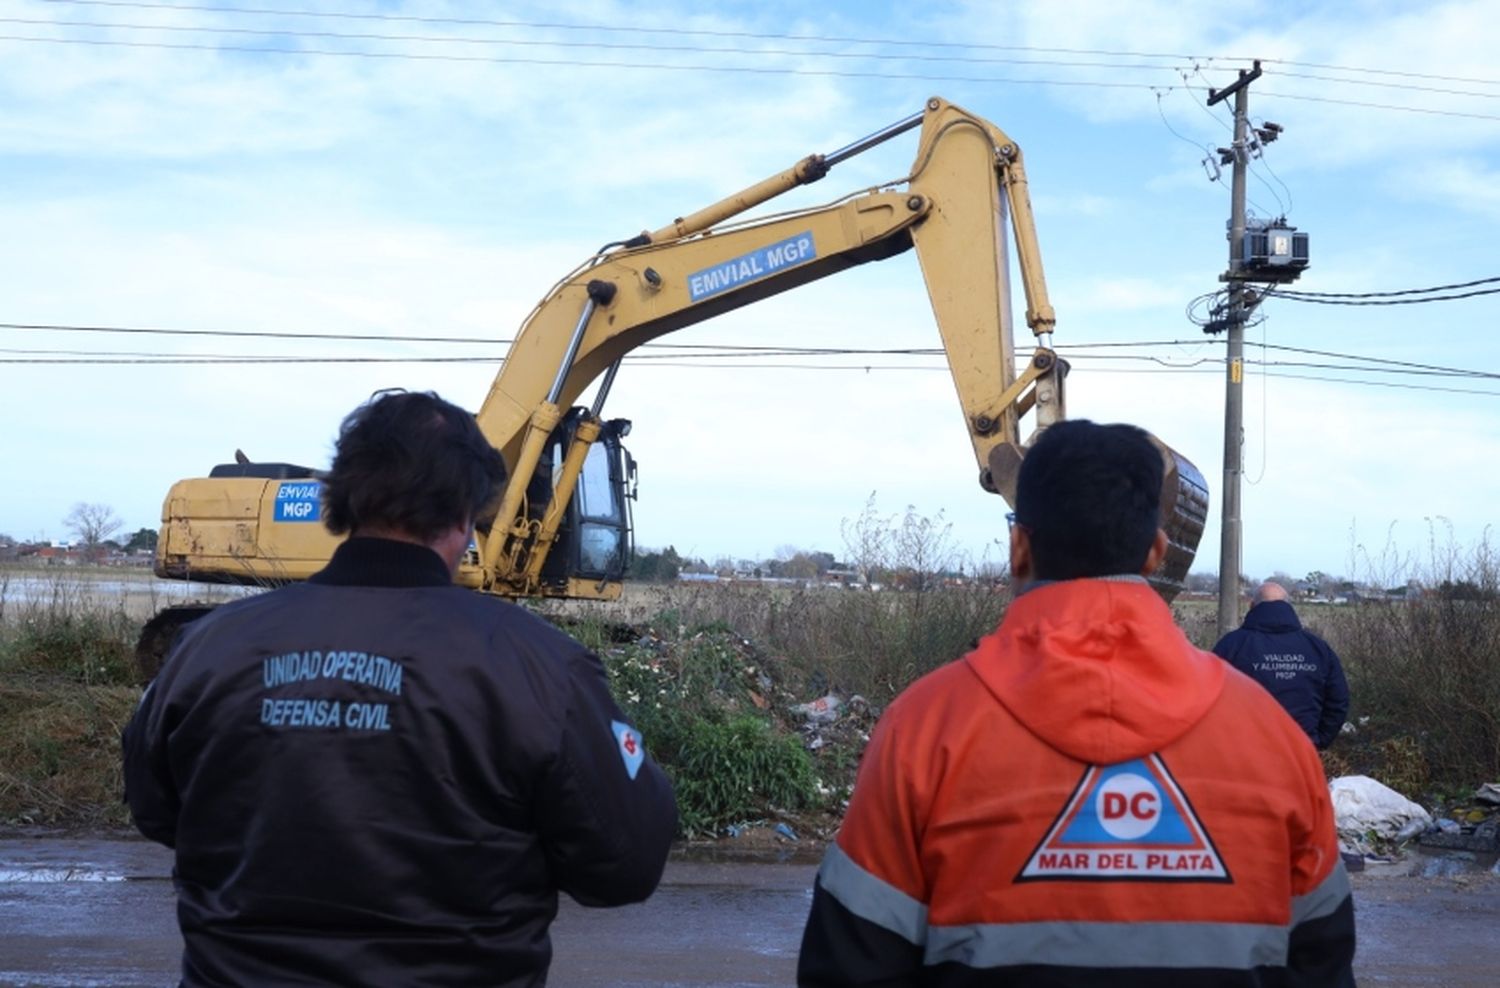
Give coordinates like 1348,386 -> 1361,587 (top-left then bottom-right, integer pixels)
1241,599 -> 1302,633
966,578 -> 1226,765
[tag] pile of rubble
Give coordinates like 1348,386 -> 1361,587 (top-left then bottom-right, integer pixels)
1420,783 -> 1500,855
1332,776 -> 1500,874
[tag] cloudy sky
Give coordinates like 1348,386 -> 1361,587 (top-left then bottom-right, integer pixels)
3,0 -> 1499,583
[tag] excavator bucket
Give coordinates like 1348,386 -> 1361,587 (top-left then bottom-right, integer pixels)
986,433 -> 1209,603
1147,438 -> 1210,602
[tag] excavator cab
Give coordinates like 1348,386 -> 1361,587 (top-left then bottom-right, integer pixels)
527,409 -> 636,590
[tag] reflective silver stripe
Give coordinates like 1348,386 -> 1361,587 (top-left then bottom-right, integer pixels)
816,842 -> 929,946
1292,862 -> 1352,926
926,919 -> 1289,969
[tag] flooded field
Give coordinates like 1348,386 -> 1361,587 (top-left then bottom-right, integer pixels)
0,566 -> 255,624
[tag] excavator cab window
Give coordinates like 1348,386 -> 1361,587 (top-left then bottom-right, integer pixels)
537,409 -> 634,585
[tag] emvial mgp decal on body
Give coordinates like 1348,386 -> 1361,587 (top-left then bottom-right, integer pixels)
1017,753 -> 1231,882
612,720 -> 645,780
274,481 -> 321,522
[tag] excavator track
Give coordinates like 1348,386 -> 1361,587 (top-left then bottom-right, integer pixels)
134,604 -> 216,684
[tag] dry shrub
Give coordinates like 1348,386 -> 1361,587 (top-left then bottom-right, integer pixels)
634,580 -> 1007,706
0,572 -> 143,826
0,682 -> 138,827
1325,531 -> 1500,793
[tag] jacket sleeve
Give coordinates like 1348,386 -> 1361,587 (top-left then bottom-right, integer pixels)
1286,740 -> 1357,985
535,647 -> 678,907
120,679 -> 180,848
798,706 -> 926,987
1313,639 -> 1351,749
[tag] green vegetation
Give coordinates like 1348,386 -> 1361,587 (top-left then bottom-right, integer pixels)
6,527 -> 1500,834
0,572 -> 140,828
1317,536 -> 1500,798
592,623 -> 822,837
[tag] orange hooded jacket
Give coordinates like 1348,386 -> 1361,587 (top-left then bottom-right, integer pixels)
798,577 -> 1354,987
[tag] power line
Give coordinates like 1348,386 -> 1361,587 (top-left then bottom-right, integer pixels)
1257,89 -> 1500,122
32,1 -> 1238,61
1271,286 -> 1500,306
1257,56 -> 1500,89
7,321 -> 1498,379
40,0 -> 1500,91
0,33 -> 1202,89
1272,69 -> 1500,101
0,15 -> 1218,75
1271,275 -> 1500,299
5,346 -> 1497,388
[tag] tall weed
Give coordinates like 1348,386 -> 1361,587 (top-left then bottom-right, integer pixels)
1323,528 -> 1500,792
0,570 -> 141,826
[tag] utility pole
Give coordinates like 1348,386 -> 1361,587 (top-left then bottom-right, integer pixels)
1208,61 -> 1261,640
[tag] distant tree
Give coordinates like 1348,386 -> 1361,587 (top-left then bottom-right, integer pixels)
124,528 -> 159,553
1305,570 -> 1328,593
63,502 -> 122,560
1185,571 -> 1218,594
782,552 -> 819,580
807,550 -> 837,575
631,545 -> 682,583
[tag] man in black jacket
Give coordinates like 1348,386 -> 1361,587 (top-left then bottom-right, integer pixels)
1213,580 -> 1351,749
123,390 -> 677,987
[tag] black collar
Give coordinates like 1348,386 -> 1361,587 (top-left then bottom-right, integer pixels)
309,537 -> 453,588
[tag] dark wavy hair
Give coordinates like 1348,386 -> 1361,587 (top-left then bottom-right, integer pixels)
322,390 -> 506,543
1014,419 -> 1163,580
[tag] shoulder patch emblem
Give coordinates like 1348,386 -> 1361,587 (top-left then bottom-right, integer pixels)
611,719 -> 645,780
1017,753 -> 1231,883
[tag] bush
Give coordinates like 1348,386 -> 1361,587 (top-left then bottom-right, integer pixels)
1320,532 -> 1500,793
670,715 -> 816,837
601,625 -> 821,837
0,571 -> 145,826
0,572 -> 139,687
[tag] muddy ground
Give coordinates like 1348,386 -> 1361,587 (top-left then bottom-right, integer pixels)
1,837 -> 1496,986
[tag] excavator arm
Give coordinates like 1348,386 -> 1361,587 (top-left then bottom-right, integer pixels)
472,96 -> 1205,599
151,96 -> 1207,628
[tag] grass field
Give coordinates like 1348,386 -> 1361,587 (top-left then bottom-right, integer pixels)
2,562 -> 1496,834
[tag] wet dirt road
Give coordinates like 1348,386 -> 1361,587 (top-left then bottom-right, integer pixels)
1,839 -> 1496,986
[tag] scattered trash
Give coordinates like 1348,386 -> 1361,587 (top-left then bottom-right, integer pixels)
774,823 -> 799,842
1339,851 -> 1365,873
1474,783 -> 1500,807
1436,818 -> 1462,834
1340,722 -> 1357,735
791,694 -> 843,725
725,824 -> 743,838
1394,818 -> 1428,843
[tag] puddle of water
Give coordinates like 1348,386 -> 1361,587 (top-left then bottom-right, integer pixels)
0,868 -> 126,883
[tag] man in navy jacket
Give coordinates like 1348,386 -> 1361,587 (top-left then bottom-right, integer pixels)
123,390 -> 678,987
1213,581 -> 1350,749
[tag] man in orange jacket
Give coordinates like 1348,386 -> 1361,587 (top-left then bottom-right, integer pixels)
798,420 -> 1355,986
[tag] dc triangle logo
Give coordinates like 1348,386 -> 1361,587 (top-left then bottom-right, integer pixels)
1017,754 -> 1232,883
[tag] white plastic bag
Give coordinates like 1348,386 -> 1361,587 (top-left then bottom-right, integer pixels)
1329,775 -> 1431,841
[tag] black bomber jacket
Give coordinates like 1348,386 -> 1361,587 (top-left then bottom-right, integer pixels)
123,537 -> 678,986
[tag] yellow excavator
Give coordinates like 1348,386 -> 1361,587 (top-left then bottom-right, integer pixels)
141,97 -> 1208,675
